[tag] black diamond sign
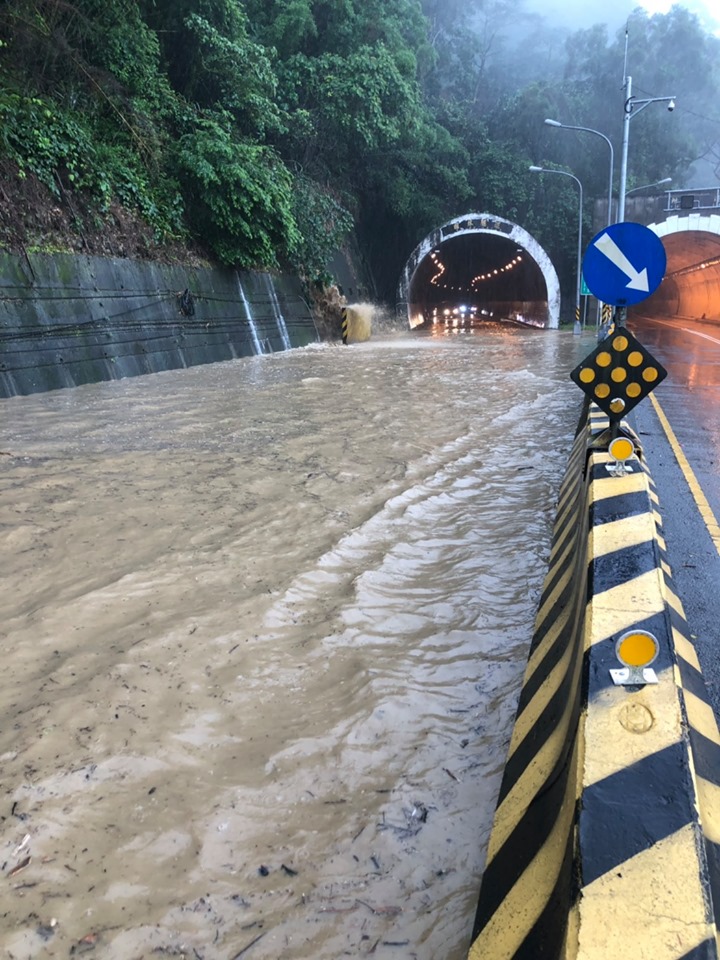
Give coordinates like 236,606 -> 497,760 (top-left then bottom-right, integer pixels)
570,326 -> 667,421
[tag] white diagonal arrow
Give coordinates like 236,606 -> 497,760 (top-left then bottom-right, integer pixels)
593,232 -> 649,291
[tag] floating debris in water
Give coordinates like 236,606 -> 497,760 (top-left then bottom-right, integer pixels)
7,856 -> 30,878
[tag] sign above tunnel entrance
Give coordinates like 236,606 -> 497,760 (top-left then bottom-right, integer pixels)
582,222 -> 667,307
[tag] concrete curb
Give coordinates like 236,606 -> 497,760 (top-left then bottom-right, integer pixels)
467,403 -> 720,960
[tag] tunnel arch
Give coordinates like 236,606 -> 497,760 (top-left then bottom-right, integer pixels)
641,214 -> 720,321
397,213 -> 560,330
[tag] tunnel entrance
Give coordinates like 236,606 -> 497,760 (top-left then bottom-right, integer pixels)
397,214 -> 560,330
636,216 -> 720,322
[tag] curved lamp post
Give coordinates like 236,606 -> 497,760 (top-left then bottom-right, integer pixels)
618,78 -> 676,222
529,165 -> 584,334
626,177 -> 672,196
545,119 -> 614,227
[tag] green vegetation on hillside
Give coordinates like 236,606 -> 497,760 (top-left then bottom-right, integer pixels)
1,1 -> 718,301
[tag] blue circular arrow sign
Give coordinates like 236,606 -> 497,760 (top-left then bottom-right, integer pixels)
582,221 -> 667,307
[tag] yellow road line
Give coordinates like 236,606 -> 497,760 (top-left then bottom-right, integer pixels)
649,393 -> 720,558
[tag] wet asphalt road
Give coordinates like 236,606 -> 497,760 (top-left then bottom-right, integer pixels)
625,314 -> 720,716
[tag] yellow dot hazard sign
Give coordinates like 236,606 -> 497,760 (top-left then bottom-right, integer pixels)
570,326 -> 667,421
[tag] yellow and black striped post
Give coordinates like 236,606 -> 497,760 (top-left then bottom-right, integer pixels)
341,307 -> 348,345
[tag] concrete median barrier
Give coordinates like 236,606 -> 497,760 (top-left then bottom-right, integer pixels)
468,403 -> 720,960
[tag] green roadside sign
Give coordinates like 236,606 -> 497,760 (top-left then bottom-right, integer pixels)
581,274 -> 590,296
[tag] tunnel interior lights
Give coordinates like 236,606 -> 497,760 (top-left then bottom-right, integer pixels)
471,254 -> 523,288
429,249 -> 446,286
666,255 -> 720,279
610,629 -> 660,686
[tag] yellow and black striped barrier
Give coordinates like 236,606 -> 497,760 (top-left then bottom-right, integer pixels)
340,304 -> 372,345
468,411 -> 592,959
468,404 -> 720,960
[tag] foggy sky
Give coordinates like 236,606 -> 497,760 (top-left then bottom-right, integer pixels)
524,0 -> 719,34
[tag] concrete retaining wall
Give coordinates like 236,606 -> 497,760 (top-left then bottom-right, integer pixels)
468,403 -> 720,960
0,252 -> 319,397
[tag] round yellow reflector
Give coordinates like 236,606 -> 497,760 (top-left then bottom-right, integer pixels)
613,335 -> 629,351
594,383 -> 611,399
609,397 -> 626,414
609,436 -> 634,461
626,382 -> 642,398
627,351 -> 644,367
643,367 -> 659,382
579,367 -> 595,384
596,352 -> 612,367
616,630 -> 659,668
611,367 -> 627,382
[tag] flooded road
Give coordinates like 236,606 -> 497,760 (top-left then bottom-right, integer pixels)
1,327 -> 584,960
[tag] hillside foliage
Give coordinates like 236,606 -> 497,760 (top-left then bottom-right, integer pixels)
0,0 -> 718,300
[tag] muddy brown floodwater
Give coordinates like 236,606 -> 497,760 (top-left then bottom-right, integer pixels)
0,326 -> 585,960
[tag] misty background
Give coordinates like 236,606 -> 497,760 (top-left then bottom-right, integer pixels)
1,0 -> 719,306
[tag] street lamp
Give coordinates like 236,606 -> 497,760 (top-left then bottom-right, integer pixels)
544,119 -> 614,226
529,165 -> 584,334
618,77 -> 676,222
626,177 -> 672,195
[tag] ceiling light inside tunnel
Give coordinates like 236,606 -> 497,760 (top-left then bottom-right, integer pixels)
470,252 -> 524,289
667,254 -> 720,278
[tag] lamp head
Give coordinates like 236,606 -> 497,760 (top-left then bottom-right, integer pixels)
668,99 -> 675,112
544,118 -> 562,127
529,165 -> 543,172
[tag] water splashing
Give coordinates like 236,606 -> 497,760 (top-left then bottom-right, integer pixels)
236,272 -> 263,354
264,273 -> 292,350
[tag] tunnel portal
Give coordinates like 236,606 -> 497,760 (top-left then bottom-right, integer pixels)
637,215 -> 720,322
398,214 -> 560,330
